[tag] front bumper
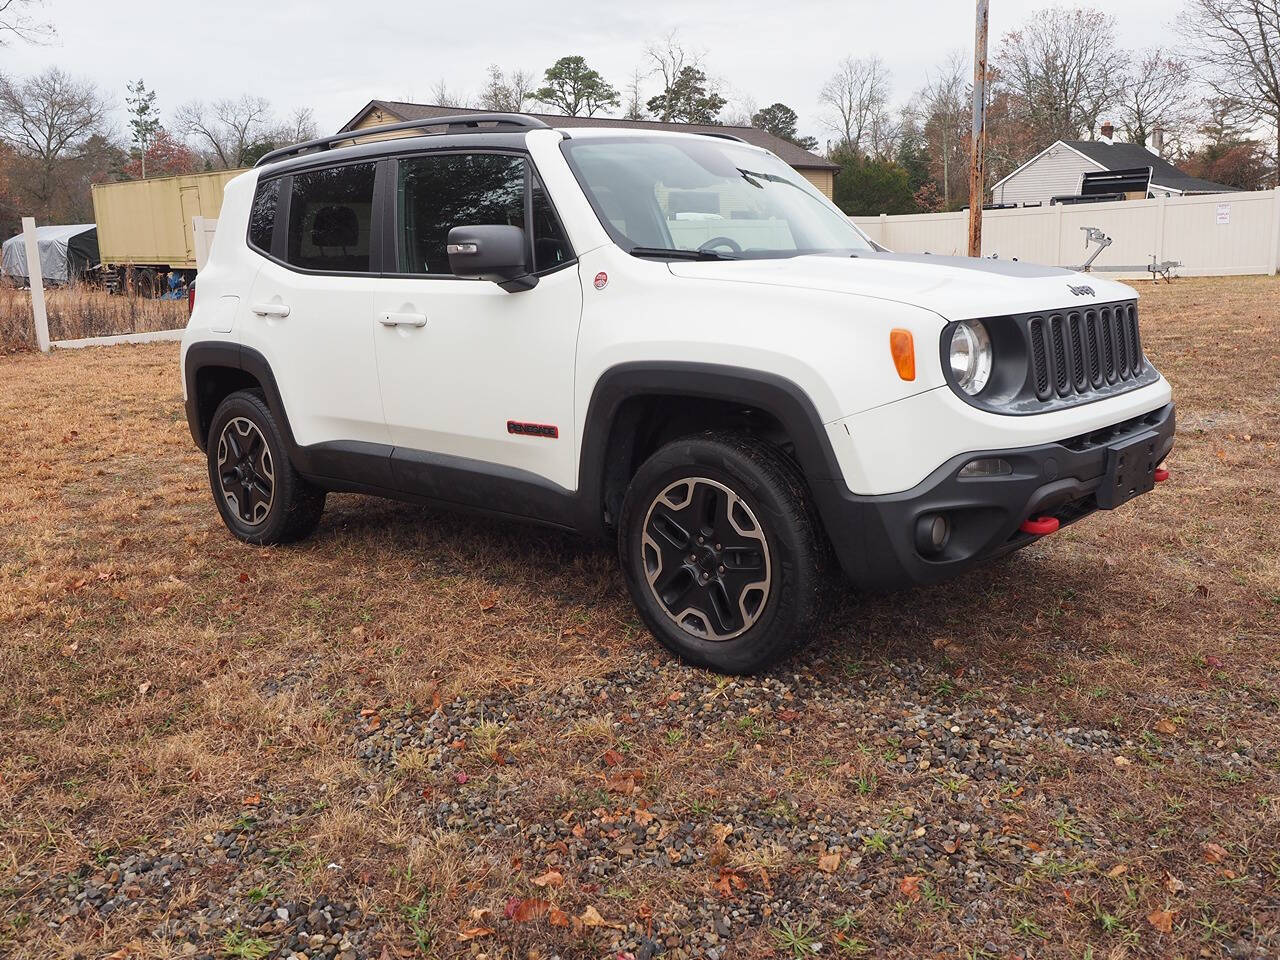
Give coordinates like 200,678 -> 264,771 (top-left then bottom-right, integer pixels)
813,402 -> 1175,592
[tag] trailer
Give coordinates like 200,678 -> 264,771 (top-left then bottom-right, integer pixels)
90,168 -> 245,296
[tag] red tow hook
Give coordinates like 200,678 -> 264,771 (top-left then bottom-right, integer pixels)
1020,515 -> 1060,536
1154,466 -> 1170,483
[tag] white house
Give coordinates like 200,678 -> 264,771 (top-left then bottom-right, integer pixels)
992,124 -> 1238,206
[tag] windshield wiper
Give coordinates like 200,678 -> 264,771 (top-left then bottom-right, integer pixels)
628,246 -> 738,261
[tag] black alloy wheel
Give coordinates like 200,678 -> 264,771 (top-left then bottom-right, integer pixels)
619,433 -> 828,674
206,390 -> 326,546
641,476 -> 771,641
216,417 -> 276,526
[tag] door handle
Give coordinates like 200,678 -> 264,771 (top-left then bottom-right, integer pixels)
251,303 -> 290,318
379,312 -> 427,328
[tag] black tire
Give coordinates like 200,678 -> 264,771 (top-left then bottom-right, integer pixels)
206,390 -> 326,545
618,432 -> 827,674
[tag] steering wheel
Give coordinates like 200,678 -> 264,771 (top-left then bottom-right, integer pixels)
698,236 -> 743,255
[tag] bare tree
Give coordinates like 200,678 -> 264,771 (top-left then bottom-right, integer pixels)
1181,0 -> 1280,185
175,95 -> 274,169
818,56 -> 891,154
622,66 -> 648,121
0,67 -> 111,215
645,29 -> 719,121
994,6 -> 1128,145
0,0 -> 54,45
277,106 -> 317,145
722,92 -> 757,128
645,30 -> 703,97
1117,49 -> 1199,148
911,53 -> 970,208
479,65 -> 535,113
429,78 -> 470,109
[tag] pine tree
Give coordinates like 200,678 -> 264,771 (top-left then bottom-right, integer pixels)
126,79 -> 161,179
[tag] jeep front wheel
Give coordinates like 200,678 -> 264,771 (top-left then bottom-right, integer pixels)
618,433 -> 825,673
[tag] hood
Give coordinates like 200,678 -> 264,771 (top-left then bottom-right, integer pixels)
666,251 -> 1136,321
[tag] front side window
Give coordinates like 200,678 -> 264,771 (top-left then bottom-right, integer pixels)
396,153 -> 571,275
248,177 -> 280,254
561,137 -> 873,260
285,162 -> 376,272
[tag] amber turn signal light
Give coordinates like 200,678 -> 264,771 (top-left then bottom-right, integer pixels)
889,328 -> 915,381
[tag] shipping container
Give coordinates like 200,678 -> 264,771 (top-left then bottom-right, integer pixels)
91,169 -> 246,272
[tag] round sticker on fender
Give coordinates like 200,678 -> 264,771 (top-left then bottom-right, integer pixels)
594,271 -> 608,290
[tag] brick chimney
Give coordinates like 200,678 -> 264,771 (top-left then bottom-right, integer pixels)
1150,126 -> 1164,156
1100,121 -> 1115,143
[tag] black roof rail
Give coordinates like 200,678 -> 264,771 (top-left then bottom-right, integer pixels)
255,113 -> 552,167
701,131 -> 749,144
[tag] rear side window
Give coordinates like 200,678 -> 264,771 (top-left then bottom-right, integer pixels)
248,177 -> 280,254
286,162 -> 376,272
397,153 -> 525,275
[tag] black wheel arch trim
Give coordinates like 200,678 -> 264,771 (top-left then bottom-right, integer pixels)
576,362 -> 844,539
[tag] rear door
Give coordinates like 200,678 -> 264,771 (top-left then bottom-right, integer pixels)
371,150 -> 582,499
240,160 -> 391,454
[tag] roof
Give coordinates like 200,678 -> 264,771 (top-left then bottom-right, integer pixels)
340,100 -> 838,172
1060,140 -> 1239,194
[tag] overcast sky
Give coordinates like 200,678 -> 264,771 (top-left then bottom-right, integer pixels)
5,0 -> 1184,144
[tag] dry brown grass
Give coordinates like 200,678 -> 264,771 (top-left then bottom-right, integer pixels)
0,276 -> 1277,958
0,286 -> 186,351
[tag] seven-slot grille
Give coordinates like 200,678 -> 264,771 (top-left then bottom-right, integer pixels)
1027,303 -> 1143,402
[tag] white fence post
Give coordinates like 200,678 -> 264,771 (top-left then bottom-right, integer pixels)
192,216 -> 217,272
21,216 -> 49,353
1155,194 -> 1168,266
1269,187 -> 1280,277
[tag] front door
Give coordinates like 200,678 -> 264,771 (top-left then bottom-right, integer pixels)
373,151 -> 581,502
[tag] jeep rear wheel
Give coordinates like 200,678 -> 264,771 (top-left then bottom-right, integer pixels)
207,390 -> 326,545
619,433 -> 826,673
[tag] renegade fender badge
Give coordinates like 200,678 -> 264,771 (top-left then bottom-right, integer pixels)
507,420 -> 559,439
594,271 -> 608,290
1068,284 -> 1095,297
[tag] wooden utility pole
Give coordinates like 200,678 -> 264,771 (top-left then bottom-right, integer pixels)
968,0 -> 990,257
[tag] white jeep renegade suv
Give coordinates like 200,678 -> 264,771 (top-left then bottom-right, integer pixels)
181,113 -> 1174,673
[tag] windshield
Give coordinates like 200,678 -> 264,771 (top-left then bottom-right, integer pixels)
560,136 -> 873,260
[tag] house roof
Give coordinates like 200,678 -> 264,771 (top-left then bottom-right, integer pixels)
1061,140 -> 1239,194
339,100 -> 838,172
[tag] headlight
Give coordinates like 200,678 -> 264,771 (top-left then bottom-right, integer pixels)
949,320 -> 993,395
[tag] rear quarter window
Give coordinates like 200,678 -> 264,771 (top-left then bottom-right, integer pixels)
248,177 -> 280,255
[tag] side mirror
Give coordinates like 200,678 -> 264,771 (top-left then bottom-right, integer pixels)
446,225 -> 537,292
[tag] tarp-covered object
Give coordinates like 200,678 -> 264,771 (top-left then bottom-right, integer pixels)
2,224 -> 99,285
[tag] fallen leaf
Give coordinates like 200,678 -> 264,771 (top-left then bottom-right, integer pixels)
899,875 -> 922,901
137,680 -> 152,697
578,904 -> 622,928
237,572 -> 250,583
1205,655 -> 1224,669
1153,719 -> 1177,735
1203,842 -> 1228,863
1164,872 -> 1185,894
548,906 -> 569,927
479,592 -> 499,611
1147,908 -> 1174,933
455,772 -> 469,785
817,851 -> 841,874
351,625 -> 365,638
241,794 -> 261,806
512,898 -> 551,923
456,926 -> 494,942
605,773 -> 636,795
603,748 -> 624,768
713,868 -> 746,898
1107,864 -> 1128,878
533,870 -> 564,888
1113,755 -> 1133,767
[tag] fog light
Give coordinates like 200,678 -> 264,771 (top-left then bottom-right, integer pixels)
915,513 -> 951,556
959,457 -> 1012,478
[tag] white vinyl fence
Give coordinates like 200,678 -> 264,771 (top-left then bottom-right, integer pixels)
852,188 -> 1280,279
